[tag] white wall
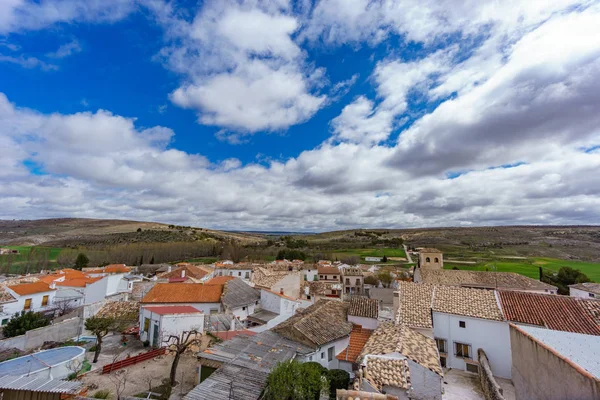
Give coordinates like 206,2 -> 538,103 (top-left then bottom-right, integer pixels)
105,274 -> 127,296
260,290 -> 281,314
304,269 -> 318,282
570,287 -> 596,299
142,302 -> 221,314
230,303 -> 257,322
348,315 -> 379,330
215,268 -> 252,281
270,273 -> 302,299
298,336 -> 350,369
432,312 -> 511,379
406,359 -> 442,400
3,288 -> 56,319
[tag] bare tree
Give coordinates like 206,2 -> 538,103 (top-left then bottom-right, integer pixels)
66,358 -> 83,378
109,369 -> 130,400
163,330 -> 202,387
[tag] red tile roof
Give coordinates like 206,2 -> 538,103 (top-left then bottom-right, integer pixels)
141,283 -> 224,304
9,282 -> 55,295
318,266 -> 340,275
498,291 -> 600,335
143,305 -> 202,315
204,276 -> 235,285
56,277 -> 103,287
160,265 -> 209,280
337,324 -> 373,363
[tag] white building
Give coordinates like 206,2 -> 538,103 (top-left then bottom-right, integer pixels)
1,282 -> 57,324
218,277 -> 260,324
569,282 -> 600,299
213,261 -> 253,281
273,299 -> 353,369
365,257 -> 383,262
139,305 -> 204,347
347,296 -> 379,330
140,283 -> 223,315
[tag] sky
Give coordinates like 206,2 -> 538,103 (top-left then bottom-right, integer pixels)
1,0 -> 600,232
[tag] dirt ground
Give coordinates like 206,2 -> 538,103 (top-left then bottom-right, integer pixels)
80,333 -> 213,400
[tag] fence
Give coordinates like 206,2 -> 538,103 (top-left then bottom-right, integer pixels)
101,347 -> 166,374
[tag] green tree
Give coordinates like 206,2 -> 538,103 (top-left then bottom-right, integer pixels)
2,311 -> 49,338
376,270 -> 393,288
264,360 -> 328,400
541,266 -> 591,294
382,255 -> 388,263
324,369 -> 350,400
74,253 -> 89,270
149,256 -> 155,264
85,317 -> 127,363
364,275 -> 378,285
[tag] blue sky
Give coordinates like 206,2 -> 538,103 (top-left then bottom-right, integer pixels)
1,0 -> 599,231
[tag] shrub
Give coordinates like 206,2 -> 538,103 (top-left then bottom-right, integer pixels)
324,369 -> 350,399
92,390 -> 112,399
143,340 -> 150,347
264,360 -> 328,400
2,311 -> 49,338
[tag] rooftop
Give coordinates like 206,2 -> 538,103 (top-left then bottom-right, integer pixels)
160,265 -> 210,281
342,267 -> 363,276
304,280 -> 340,295
143,305 -> 202,315
569,282 -> 600,295
86,264 -> 130,274
0,375 -> 83,394
513,324 -> 600,380
368,288 -> 395,306
336,324 -> 373,363
273,299 -> 353,348
419,269 -> 556,291
395,281 -> 435,328
365,357 -> 410,391
349,296 -> 378,319
96,300 -> 140,321
433,285 -> 504,321
359,322 -> 442,376
419,248 -> 441,253
141,283 -> 223,304
318,266 -> 340,275
221,278 -> 260,309
205,276 -> 235,285
498,291 -> 600,335
8,281 -> 54,296
251,267 -> 291,289
185,362 -> 269,400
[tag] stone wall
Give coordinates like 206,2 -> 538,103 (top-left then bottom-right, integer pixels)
510,324 -> 600,400
478,348 -> 505,400
0,317 -> 81,351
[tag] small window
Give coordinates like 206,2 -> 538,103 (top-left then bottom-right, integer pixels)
144,318 -> 150,332
255,301 -> 258,305
23,298 -> 32,310
426,257 -> 431,262
440,356 -> 447,368
459,321 -> 466,328
245,272 -> 250,279
307,295 -> 311,300
345,278 -> 350,285
455,342 -> 472,359
590,293 -> 595,298
238,272 -> 241,276
242,306 -> 246,311
210,309 -> 218,315
435,338 -> 447,353
319,275 -> 323,279
1,319 -> 8,326
355,279 -> 360,285
309,355 -> 312,361
321,352 -> 325,359
466,363 -> 479,374
434,257 -> 439,263
328,347 -> 334,362
42,295 -> 49,306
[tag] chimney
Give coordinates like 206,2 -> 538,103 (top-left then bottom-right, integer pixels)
50,282 -> 56,290
181,269 -> 186,278
167,265 -> 172,273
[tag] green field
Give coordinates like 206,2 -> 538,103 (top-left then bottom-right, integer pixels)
444,257 -> 600,282
331,247 -> 407,263
0,246 -> 63,273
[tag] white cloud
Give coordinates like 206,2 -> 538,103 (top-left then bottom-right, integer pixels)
0,53 -> 58,70
46,40 -> 82,58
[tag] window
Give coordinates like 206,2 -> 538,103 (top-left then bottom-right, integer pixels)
1,319 -> 8,326
245,272 -> 250,279
242,306 -> 246,311
255,301 -> 259,305
345,278 -> 350,285
238,272 -> 241,276
210,309 -> 219,315
435,338 -> 447,354
321,352 -> 325,359
42,295 -> 49,306
434,257 -> 439,263
307,295 -> 311,300
426,257 -> 431,262
309,355 -> 312,361
144,318 -> 150,332
355,279 -> 360,285
440,356 -> 447,368
331,290 -> 337,295
328,347 -> 334,362
454,342 -> 472,359
590,293 -> 596,298
23,298 -> 32,310
320,275 -> 323,280
459,321 -> 466,328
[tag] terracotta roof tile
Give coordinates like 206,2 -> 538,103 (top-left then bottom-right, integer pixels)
498,291 -> 600,335
349,296 -> 378,319
395,282 -> 434,328
365,357 -> 410,391
141,283 -> 223,304
433,286 -> 503,321
56,277 -> 103,288
360,322 -> 442,376
318,266 -> 340,275
273,299 -> 352,348
160,265 -> 209,280
336,324 -> 373,363
251,267 -> 291,289
569,282 -> 600,296
9,282 -> 55,296
143,305 -> 202,315
419,269 -> 556,291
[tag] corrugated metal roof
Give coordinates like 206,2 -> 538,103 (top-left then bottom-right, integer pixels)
221,278 -> 260,309
185,363 -> 268,400
0,376 -> 83,393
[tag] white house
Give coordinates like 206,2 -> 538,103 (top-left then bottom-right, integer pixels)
213,261 -> 254,281
273,299 -> 353,369
347,296 -> 379,330
139,305 -> 204,347
1,281 -> 57,323
218,277 -> 260,324
395,282 -> 512,379
140,283 -> 224,315
569,282 -> 600,299
251,268 -> 302,299
365,257 -> 382,262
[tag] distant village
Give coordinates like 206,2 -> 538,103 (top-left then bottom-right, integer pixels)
0,248 -> 598,400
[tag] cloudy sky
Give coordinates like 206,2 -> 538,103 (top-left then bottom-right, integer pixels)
1,0 -> 599,232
